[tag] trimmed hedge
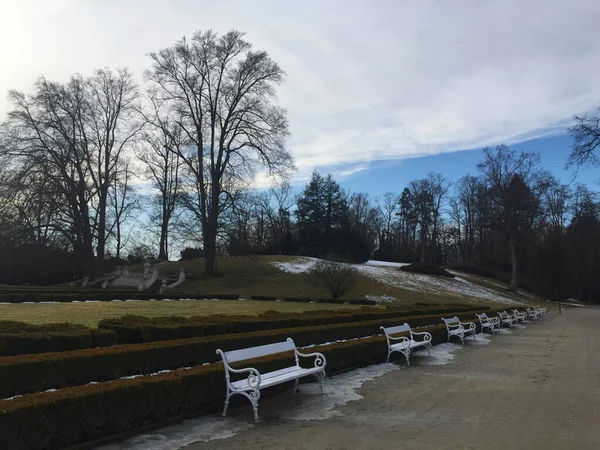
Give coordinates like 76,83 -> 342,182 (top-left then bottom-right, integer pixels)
283,297 -> 311,303
0,322 -> 116,356
250,295 -> 278,301
0,327 -> 453,450
0,291 -> 243,303
346,299 -> 377,306
400,263 -> 455,278
98,305 -> 487,344
0,307 -> 502,399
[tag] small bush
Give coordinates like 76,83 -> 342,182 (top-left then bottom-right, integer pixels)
310,259 -> 357,299
400,263 -> 455,278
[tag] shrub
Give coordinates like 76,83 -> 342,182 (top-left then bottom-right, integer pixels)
310,259 -> 357,299
400,263 -> 455,278
179,247 -> 203,261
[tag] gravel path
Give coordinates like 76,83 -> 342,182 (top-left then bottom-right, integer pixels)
186,307 -> 600,450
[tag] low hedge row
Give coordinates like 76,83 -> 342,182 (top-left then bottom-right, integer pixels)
0,308 -> 500,399
0,322 -> 116,356
0,292 -> 243,303
0,327 -> 451,450
98,305 -> 487,344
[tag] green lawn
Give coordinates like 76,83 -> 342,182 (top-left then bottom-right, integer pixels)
0,299 -> 370,328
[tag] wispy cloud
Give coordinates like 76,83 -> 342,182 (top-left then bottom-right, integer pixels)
2,0 -> 600,185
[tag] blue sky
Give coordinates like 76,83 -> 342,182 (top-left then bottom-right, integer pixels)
333,134 -> 598,197
2,1 -> 600,199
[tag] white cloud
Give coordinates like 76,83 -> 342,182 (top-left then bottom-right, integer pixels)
2,0 -> 600,184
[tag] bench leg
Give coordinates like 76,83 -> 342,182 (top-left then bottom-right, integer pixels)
404,351 -> 410,367
314,372 -> 325,394
222,392 -> 231,417
294,378 -> 300,393
427,344 -> 431,357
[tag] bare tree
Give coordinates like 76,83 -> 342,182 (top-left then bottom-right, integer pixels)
138,93 -> 183,260
145,30 -> 293,275
310,259 -> 357,299
567,109 -> 600,169
1,69 -> 141,275
478,145 -> 550,292
107,159 -> 138,260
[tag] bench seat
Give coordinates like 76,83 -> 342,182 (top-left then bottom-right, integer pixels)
230,365 -> 323,391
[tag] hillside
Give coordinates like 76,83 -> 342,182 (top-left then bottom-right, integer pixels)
153,256 -> 536,307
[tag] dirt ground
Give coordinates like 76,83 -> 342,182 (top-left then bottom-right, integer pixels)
186,307 -> 600,450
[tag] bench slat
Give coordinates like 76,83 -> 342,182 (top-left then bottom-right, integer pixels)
224,340 -> 296,363
231,366 -> 321,390
383,324 -> 410,335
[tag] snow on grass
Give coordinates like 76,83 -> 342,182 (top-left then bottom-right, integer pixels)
364,260 -> 410,268
271,256 -> 316,274
271,256 -> 519,306
364,294 -> 397,303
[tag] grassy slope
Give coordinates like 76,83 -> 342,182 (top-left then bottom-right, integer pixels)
0,256 -> 543,327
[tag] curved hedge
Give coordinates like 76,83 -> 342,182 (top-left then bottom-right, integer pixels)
0,307 -> 498,399
0,327 -> 451,450
0,322 -> 116,356
98,305 -> 486,344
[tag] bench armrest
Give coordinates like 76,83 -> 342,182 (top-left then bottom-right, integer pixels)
459,321 -> 476,331
295,349 -> 327,369
411,331 -> 432,342
226,366 -> 262,390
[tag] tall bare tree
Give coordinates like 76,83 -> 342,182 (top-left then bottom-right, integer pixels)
1,69 -> 141,275
145,30 -> 293,275
478,145 -> 550,292
138,93 -> 183,260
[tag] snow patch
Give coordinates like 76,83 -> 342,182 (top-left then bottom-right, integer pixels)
470,333 -> 492,345
284,363 -> 398,421
97,363 -> 398,449
364,260 -> 410,268
271,257 -> 316,274
97,417 -> 253,450
364,294 -> 397,303
414,343 -> 463,366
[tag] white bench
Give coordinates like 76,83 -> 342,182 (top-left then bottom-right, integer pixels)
216,338 -> 326,421
511,309 -> 528,323
526,307 -> 540,321
476,313 -> 500,334
442,316 -> 476,344
535,306 -> 547,317
380,323 -> 432,366
498,311 -> 515,328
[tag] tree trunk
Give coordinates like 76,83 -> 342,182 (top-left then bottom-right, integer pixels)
203,182 -> 220,276
509,235 -> 519,293
96,190 -> 108,272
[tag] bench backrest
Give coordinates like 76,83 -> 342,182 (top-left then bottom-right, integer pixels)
476,313 -> 489,321
498,311 -> 509,318
382,323 -> 411,336
221,338 -> 296,364
442,317 -> 460,327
